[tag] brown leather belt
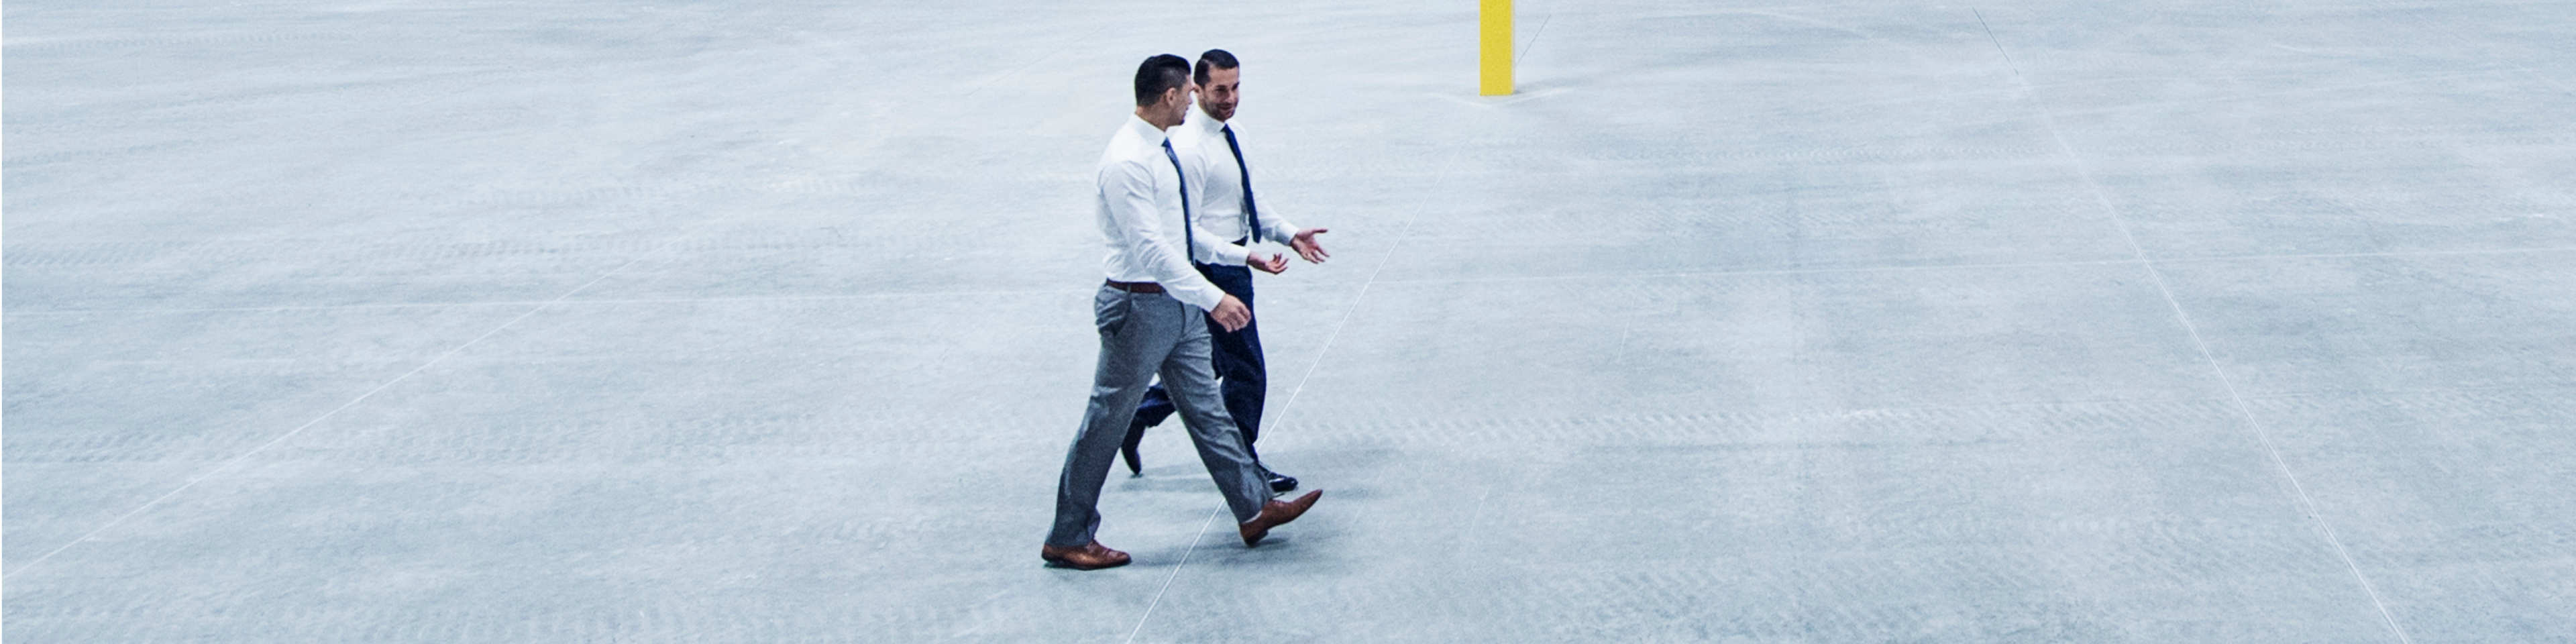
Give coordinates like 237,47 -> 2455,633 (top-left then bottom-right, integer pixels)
1104,280 -> 1164,293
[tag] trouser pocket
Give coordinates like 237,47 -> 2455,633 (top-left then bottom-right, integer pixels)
1093,288 -> 1132,337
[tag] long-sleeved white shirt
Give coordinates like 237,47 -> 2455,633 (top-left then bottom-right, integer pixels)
1095,114 -> 1226,311
1174,105 -> 1302,267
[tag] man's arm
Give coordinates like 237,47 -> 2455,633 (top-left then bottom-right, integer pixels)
1189,229 -> 1285,274
1236,127 -> 1301,246
1105,160 -> 1249,327
1188,218 -> 1252,267
1253,200 -> 1303,248
1236,129 -> 1324,264
1181,143 -> 1277,272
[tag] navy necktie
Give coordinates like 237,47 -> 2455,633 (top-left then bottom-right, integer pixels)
1161,140 -> 1193,262
1221,125 -> 1256,243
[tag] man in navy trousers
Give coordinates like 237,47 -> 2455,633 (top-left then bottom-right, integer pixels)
1122,50 -> 1333,494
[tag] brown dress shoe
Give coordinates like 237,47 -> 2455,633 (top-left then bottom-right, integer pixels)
1238,490 -> 1323,547
1040,541 -> 1132,570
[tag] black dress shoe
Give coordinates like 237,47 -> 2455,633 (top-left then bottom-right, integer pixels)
1266,471 -> 1299,494
1120,423 -> 1148,476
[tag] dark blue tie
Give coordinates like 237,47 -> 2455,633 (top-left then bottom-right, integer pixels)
1222,125 -> 1256,243
1161,140 -> 1193,262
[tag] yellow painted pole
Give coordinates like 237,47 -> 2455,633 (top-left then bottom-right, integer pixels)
1479,0 -> 1513,95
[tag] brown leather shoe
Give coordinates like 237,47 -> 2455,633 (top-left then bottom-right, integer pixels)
1238,490 -> 1322,547
1040,541 -> 1131,570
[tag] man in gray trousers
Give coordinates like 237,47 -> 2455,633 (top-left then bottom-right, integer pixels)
1042,54 -> 1324,570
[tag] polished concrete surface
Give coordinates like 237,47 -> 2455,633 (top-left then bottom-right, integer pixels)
5,1 -> 2573,641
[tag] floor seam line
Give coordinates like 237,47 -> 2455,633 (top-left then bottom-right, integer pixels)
1980,8 -> 2414,643
1124,507 -> 1221,644
14,246 -> 2570,317
0,258 -> 643,580
1974,9 -> 2020,79
1517,9 -> 1554,63
1122,168 -> 1429,641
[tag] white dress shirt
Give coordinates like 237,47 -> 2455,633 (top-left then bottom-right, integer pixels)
1096,114 -> 1226,311
1173,105 -> 1302,267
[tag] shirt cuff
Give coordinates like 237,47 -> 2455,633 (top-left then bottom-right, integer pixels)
1172,279 -> 1226,311
1266,221 -> 1303,246
1208,240 -> 1250,266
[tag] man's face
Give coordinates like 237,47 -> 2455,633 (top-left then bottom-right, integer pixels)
1199,66 -> 1240,121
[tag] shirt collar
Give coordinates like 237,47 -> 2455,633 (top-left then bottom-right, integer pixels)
1125,113 -> 1169,145
1187,104 -> 1228,137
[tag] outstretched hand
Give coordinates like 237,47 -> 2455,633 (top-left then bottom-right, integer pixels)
1289,228 -> 1331,264
1250,253 -> 1289,274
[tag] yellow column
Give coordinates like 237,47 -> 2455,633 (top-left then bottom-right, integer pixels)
1479,0 -> 1513,95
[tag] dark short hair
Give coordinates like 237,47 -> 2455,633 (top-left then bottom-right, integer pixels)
1193,49 -> 1240,86
1133,54 -> 1191,107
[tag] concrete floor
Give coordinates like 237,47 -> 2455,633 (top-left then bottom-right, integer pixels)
6,0 -> 2573,641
